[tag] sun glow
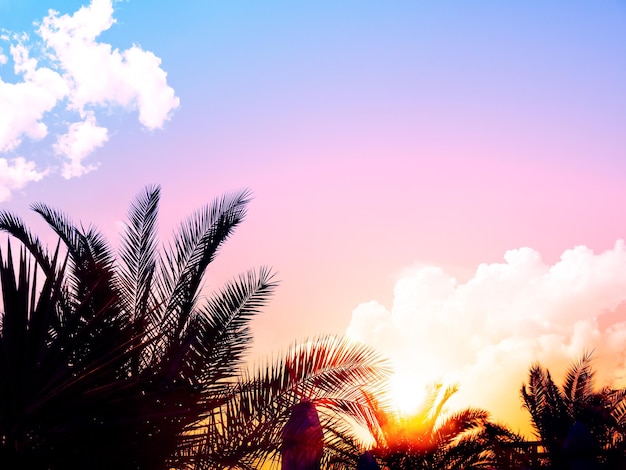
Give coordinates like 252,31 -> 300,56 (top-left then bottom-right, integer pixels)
389,372 -> 428,416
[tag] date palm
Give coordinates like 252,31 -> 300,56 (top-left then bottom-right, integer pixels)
0,185 -> 275,469
0,185 -> 390,470
181,335 -> 390,469
521,352 -> 626,468
367,383 -> 520,470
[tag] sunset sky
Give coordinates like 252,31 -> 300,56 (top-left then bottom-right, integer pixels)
1,0 -> 626,435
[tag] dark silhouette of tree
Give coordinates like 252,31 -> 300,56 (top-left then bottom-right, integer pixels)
521,352 -> 626,469
0,186 -> 389,469
357,451 -> 381,470
183,335 -> 390,469
366,383 -> 521,470
0,185 -> 273,469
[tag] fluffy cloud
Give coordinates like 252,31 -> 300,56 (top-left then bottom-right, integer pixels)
38,0 -> 179,128
0,157 -> 48,202
0,43 -> 69,152
54,112 -> 108,179
346,242 -> 626,434
0,0 -> 179,199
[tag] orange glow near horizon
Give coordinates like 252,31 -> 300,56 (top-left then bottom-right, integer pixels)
1,0 -> 625,453
389,372 -> 428,417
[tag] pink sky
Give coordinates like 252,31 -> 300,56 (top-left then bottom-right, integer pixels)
1,0 -> 626,433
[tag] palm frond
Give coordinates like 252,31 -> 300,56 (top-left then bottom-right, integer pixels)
116,185 -> 162,375
428,384 -> 458,431
518,354 -> 626,468
186,336 -> 390,468
521,363 -> 566,440
0,186 -> 406,470
369,383 -> 514,470
190,266 -> 278,390
436,408 -> 489,446
31,203 -> 118,312
0,211 -> 54,276
117,184 -> 161,319
608,388 -> 626,426
31,203 -> 115,277
31,203 -> 83,259
158,189 -> 251,340
563,350 -> 595,403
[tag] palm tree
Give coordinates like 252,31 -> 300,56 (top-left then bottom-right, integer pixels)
520,352 -> 626,468
181,335 -> 390,469
367,383 -> 521,470
0,185 -> 390,469
0,185 -> 275,469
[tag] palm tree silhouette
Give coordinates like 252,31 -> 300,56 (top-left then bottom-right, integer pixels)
0,185 -> 274,469
367,383 -> 519,470
0,186 -> 389,469
185,335 -> 390,469
521,352 -> 626,469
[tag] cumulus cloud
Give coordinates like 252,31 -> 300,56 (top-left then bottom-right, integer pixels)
0,157 -> 48,202
0,0 -> 179,199
54,112 -> 108,179
0,42 -> 69,152
37,0 -> 179,128
346,242 -> 626,434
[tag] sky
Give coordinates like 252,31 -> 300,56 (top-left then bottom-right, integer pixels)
1,0 -> 626,435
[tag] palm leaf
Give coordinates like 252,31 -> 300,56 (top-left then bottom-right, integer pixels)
0,211 -> 54,276
563,350 -> 595,403
184,336 -> 390,468
116,185 -> 162,375
190,266 -> 278,389
435,408 -> 489,447
428,384 -> 458,432
158,190 -> 251,334
117,184 -> 160,320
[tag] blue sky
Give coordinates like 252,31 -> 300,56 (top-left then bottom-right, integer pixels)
1,0 -> 626,430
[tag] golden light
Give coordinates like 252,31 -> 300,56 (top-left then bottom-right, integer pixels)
389,372 -> 428,416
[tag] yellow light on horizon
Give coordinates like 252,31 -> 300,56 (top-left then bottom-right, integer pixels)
389,372 -> 427,416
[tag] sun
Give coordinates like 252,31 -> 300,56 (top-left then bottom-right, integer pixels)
389,372 -> 428,416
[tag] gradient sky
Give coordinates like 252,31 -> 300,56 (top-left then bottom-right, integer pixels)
1,0 -> 626,435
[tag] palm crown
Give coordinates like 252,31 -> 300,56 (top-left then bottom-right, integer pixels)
0,185 -> 389,469
0,185 -> 276,468
521,352 -> 626,468
368,383 -> 520,470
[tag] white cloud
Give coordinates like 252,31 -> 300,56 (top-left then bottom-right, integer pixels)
0,0 -> 179,200
346,242 -> 626,434
120,46 -> 180,129
0,157 -> 48,202
0,42 -> 69,152
38,0 -> 180,128
54,112 -> 108,179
